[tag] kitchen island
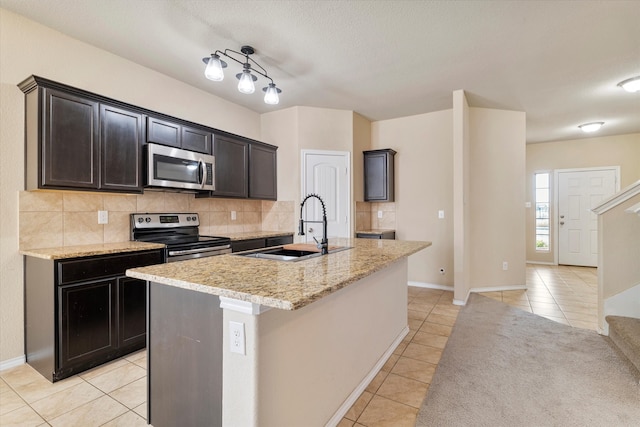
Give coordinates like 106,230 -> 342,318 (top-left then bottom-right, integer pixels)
127,237 -> 430,427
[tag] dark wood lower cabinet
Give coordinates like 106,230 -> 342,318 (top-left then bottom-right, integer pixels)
118,277 -> 147,349
59,280 -> 117,378
25,249 -> 164,382
231,234 -> 293,252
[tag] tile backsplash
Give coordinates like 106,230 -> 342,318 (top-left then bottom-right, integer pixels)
19,191 -> 295,250
356,201 -> 396,231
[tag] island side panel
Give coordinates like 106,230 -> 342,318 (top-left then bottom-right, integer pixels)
25,257 -> 56,382
148,282 -> 223,427
222,258 -> 408,426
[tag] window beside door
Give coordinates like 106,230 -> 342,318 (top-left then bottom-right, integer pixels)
535,172 -> 550,251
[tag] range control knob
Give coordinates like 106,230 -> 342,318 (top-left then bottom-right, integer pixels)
186,216 -> 191,221
191,216 -> 197,221
137,218 -> 144,223
145,217 -> 151,223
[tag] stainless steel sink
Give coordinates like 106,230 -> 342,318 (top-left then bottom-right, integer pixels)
235,245 -> 351,262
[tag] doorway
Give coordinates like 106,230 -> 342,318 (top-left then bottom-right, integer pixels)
555,167 -> 618,266
300,150 -> 351,241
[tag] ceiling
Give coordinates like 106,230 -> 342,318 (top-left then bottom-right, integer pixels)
1,0 -> 639,143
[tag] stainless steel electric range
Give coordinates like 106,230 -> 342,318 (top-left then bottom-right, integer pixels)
130,213 -> 231,262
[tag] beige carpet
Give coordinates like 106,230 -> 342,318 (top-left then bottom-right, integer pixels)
416,294 -> 640,427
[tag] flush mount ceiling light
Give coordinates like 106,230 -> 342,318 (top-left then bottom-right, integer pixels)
617,76 -> 640,93
578,122 -> 604,133
202,45 -> 281,105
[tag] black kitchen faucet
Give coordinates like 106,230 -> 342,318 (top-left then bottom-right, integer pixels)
298,193 -> 329,255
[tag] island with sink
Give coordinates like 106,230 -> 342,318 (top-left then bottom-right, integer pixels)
126,237 -> 431,427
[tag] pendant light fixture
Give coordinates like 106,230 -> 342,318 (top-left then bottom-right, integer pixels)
617,76 -> 640,93
203,45 -> 281,104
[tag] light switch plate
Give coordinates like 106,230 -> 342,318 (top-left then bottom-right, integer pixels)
231,211 -> 237,221
377,210 -> 383,219
438,210 -> 445,219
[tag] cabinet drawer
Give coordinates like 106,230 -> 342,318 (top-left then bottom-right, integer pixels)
58,250 -> 163,285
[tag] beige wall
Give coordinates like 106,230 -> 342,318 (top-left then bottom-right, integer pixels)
352,113 -> 372,203
261,106 -> 367,238
0,8 -> 262,363
600,194 -> 640,300
453,90 -> 471,301
0,84 -> 25,363
468,107 -> 527,289
371,110 -> 454,286
526,133 -> 640,263
261,107 -> 299,203
297,107 -> 353,152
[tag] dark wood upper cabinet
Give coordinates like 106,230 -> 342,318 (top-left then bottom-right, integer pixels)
18,76 -> 276,197
182,125 -> 212,154
42,89 -> 99,189
20,77 -> 143,193
212,134 -> 249,198
147,116 -> 212,154
249,143 -> 277,200
364,149 -> 396,202
147,116 -> 180,148
100,104 -> 143,191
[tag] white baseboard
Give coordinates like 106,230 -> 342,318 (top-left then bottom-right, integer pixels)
470,284 -> 527,294
0,355 -> 25,372
325,326 -> 409,427
408,281 -> 454,292
526,261 -> 556,265
452,284 -> 528,307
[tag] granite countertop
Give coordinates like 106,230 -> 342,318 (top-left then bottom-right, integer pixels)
20,241 -> 166,260
224,230 -> 294,241
127,238 -> 431,311
19,231 -> 294,259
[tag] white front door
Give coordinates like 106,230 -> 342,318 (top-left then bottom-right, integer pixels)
301,150 -> 350,242
557,168 -> 617,266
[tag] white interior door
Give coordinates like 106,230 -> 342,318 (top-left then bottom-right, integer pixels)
557,168 -> 617,266
301,150 -> 350,242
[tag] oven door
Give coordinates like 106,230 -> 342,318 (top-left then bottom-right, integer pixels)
167,244 -> 231,262
146,143 -> 215,191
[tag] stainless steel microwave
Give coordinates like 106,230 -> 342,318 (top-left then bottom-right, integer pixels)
145,143 -> 215,191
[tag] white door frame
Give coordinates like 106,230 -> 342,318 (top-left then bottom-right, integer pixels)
553,166 -> 620,265
300,149 -> 351,238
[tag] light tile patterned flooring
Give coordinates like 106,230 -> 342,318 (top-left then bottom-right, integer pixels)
1,264 -> 597,427
480,264 -> 599,331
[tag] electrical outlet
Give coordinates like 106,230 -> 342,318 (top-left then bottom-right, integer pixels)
98,210 -> 108,224
377,210 -> 383,219
438,210 -> 445,219
502,261 -> 508,271
229,321 -> 245,355
231,211 -> 237,221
